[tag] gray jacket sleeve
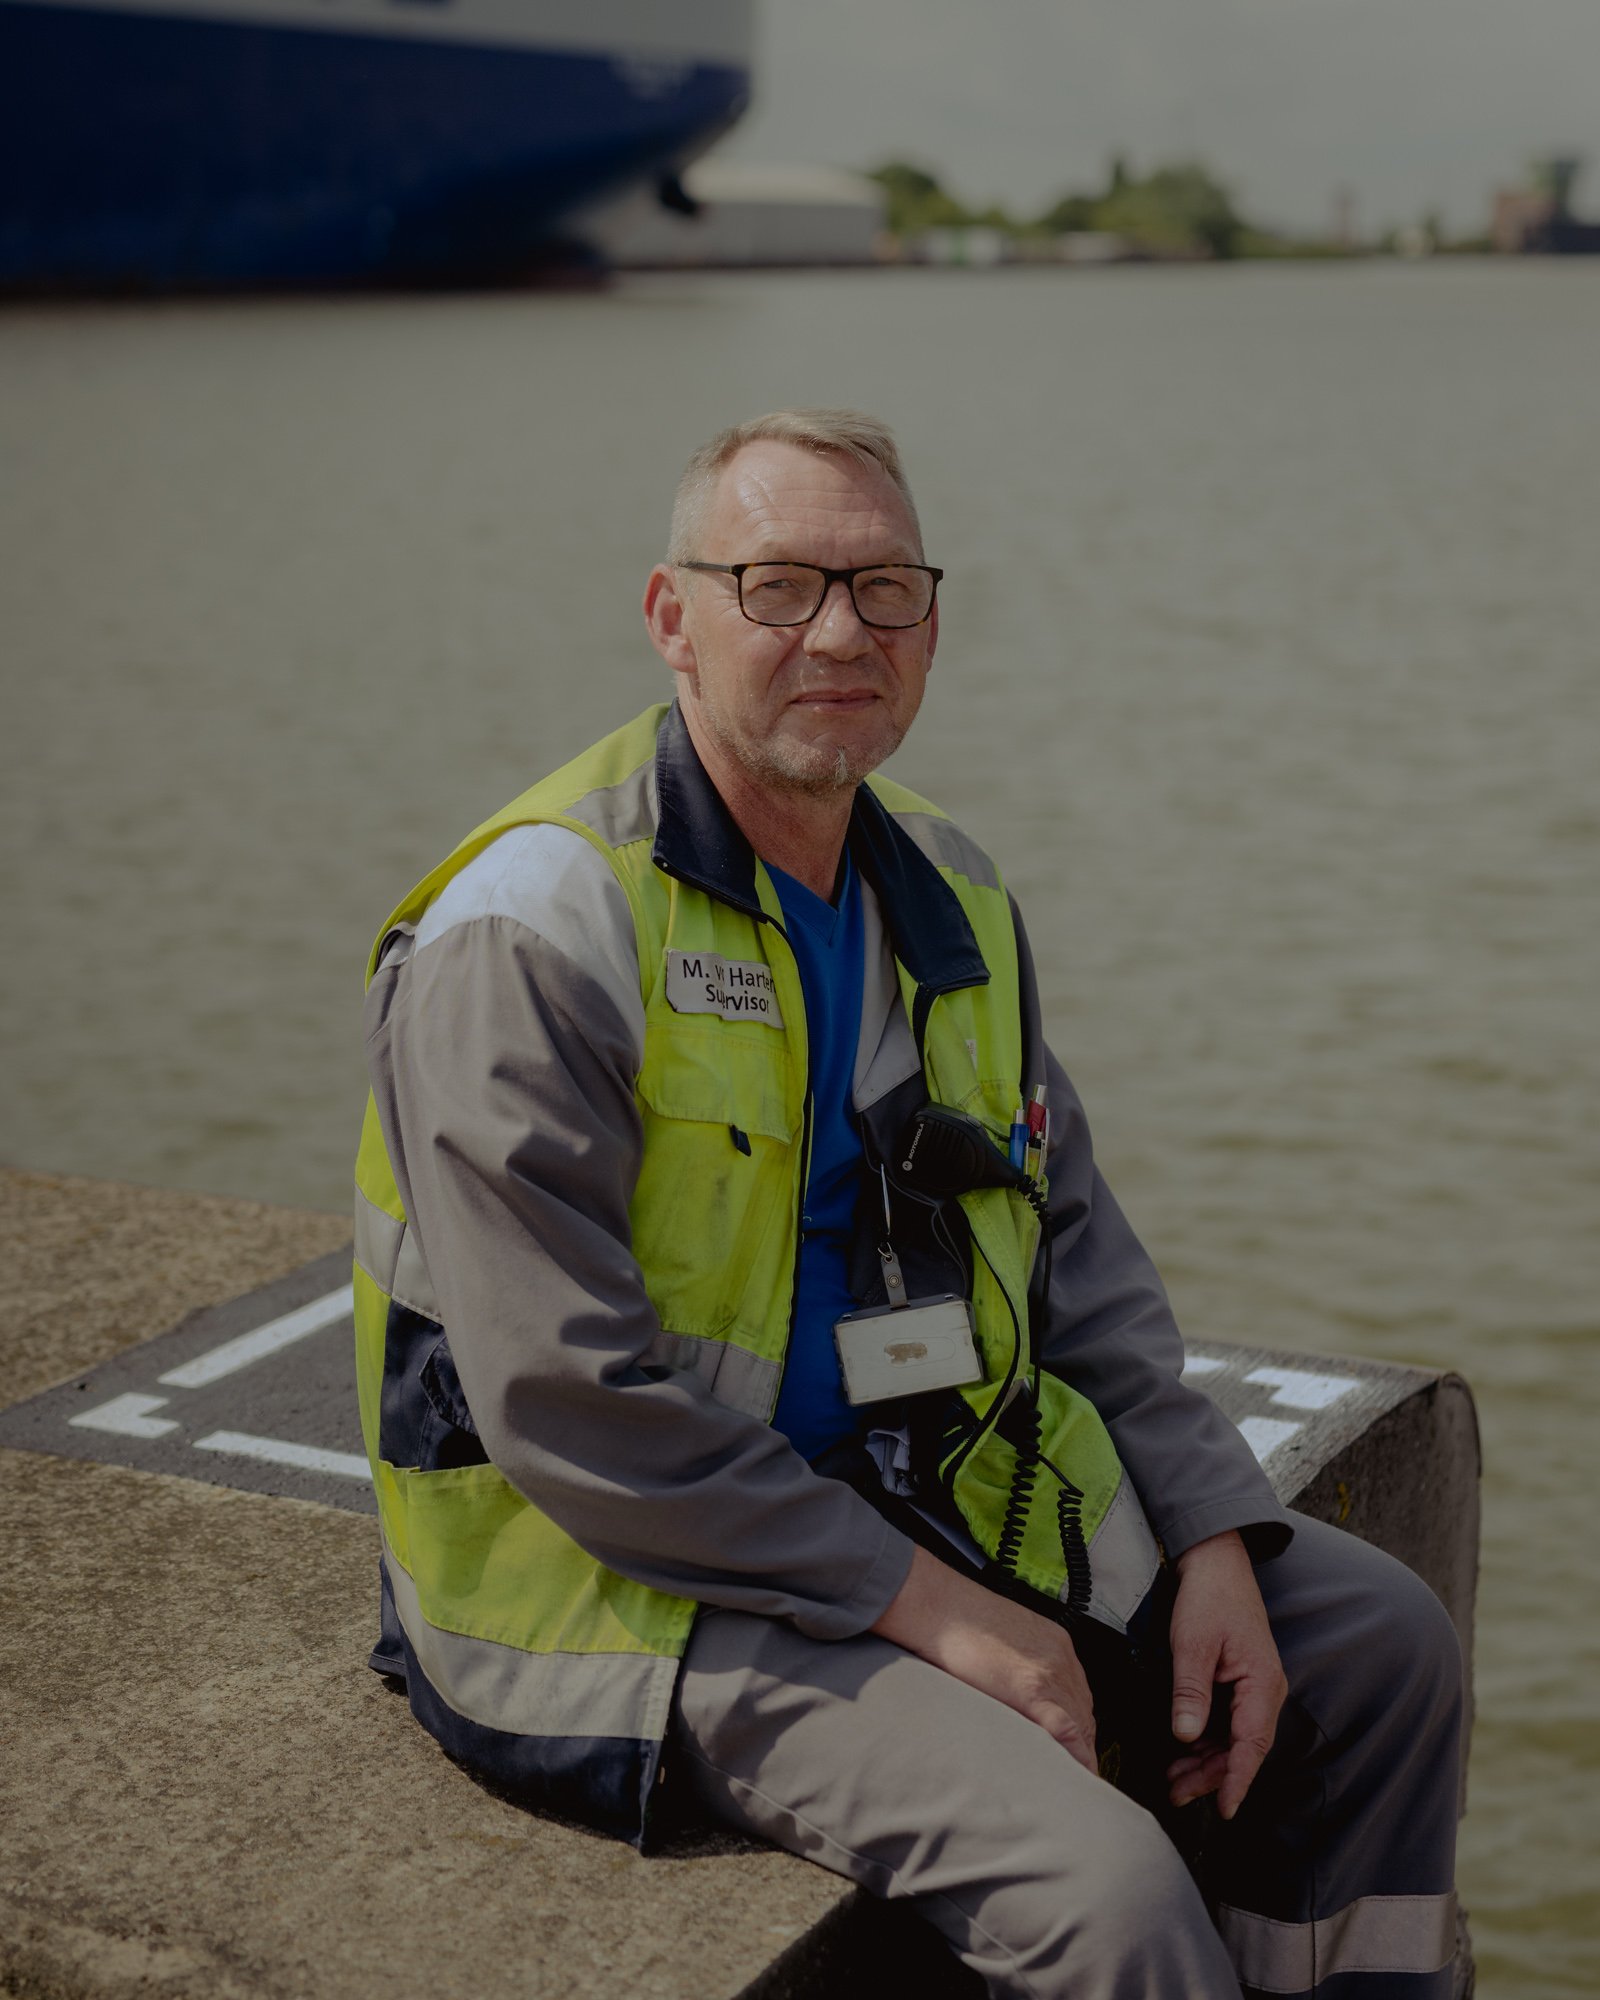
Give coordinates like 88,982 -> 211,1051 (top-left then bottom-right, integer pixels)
363,825 -> 912,1641
1017,906 -> 1296,1563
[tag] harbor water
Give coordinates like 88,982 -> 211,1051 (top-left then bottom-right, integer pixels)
2,262 -> 1597,1995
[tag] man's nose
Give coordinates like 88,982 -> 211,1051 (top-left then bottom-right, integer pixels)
803,579 -> 872,658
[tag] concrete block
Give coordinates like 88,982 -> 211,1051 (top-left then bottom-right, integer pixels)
0,1170 -> 1478,1999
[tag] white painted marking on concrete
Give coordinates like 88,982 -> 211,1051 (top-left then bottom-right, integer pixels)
158,1285 -> 354,1388
1244,1366 -> 1358,1412
191,1430 -> 372,1482
69,1392 -> 179,1438
1182,1353 -> 1225,1377
1236,1415 -> 1303,1464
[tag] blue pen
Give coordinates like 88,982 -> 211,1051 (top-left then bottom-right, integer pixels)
1008,1102 -> 1028,1171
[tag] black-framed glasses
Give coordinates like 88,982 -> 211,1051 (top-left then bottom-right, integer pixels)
679,560 -> 943,629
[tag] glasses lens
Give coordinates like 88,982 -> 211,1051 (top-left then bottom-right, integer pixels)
738,564 -> 827,626
850,566 -> 933,628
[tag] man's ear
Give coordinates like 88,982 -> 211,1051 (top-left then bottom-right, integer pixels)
643,564 -> 697,679
926,596 -> 939,667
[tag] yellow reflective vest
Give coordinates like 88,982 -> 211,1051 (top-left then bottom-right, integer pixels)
354,703 -> 1133,1845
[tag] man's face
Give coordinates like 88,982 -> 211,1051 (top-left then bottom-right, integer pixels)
660,441 -> 937,796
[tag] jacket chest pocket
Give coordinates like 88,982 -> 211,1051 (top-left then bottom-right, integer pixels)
632,1017 -> 802,1349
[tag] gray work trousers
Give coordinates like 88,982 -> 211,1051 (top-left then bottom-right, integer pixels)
669,1515 -> 1464,2000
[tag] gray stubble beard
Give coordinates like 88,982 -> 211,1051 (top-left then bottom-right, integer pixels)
740,729 -> 897,798
693,681 -> 907,799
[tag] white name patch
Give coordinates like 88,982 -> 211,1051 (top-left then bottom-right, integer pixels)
665,951 -> 785,1026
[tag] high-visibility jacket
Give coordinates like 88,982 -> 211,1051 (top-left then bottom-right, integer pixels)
353,702 -> 1149,1847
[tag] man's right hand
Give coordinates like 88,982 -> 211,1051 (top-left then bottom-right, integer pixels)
870,1544 -> 1099,1774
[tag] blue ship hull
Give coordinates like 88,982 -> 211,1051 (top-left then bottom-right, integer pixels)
0,0 -> 750,287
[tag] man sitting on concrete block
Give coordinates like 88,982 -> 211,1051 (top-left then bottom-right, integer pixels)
353,408 -> 1464,1999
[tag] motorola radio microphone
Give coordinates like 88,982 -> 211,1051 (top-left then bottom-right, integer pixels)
897,1104 -> 1037,1203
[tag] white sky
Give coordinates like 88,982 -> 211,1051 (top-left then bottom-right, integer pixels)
719,0 -> 1600,238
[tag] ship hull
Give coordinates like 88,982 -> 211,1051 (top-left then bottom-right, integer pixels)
0,0 -> 750,287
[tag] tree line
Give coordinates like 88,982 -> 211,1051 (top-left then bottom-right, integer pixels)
869,157 -> 1290,260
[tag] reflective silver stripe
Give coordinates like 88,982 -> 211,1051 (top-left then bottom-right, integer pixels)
357,1192 -> 775,1399
353,1186 -> 404,1293
564,758 -> 657,851
410,826 -> 645,1060
1217,1893 -> 1458,1992
893,810 -> 1001,892
353,1189 -> 440,1321
853,882 -> 921,1112
1080,1474 -> 1161,1635
392,1226 -> 440,1322
644,1327 -> 779,1422
385,1547 -> 680,1743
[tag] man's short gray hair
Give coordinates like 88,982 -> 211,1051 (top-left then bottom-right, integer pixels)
667,408 -> 923,563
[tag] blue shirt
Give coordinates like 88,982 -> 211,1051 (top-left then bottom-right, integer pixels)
767,853 -> 868,1461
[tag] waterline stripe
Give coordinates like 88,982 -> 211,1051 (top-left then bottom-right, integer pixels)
26,0 -> 754,67
192,1430 -> 371,1482
159,1285 -> 354,1387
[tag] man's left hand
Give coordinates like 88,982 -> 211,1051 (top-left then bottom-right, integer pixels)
1164,1529 -> 1287,1820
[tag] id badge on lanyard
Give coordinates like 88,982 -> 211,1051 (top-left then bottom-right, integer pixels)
832,1167 -> 984,1406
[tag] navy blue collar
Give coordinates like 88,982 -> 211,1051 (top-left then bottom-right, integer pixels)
650,702 -> 988,997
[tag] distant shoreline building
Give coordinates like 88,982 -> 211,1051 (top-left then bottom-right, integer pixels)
1491,156 -> 1600,255
594,161 -> 885,269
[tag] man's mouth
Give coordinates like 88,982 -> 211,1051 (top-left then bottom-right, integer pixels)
789,687 -> 879,710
